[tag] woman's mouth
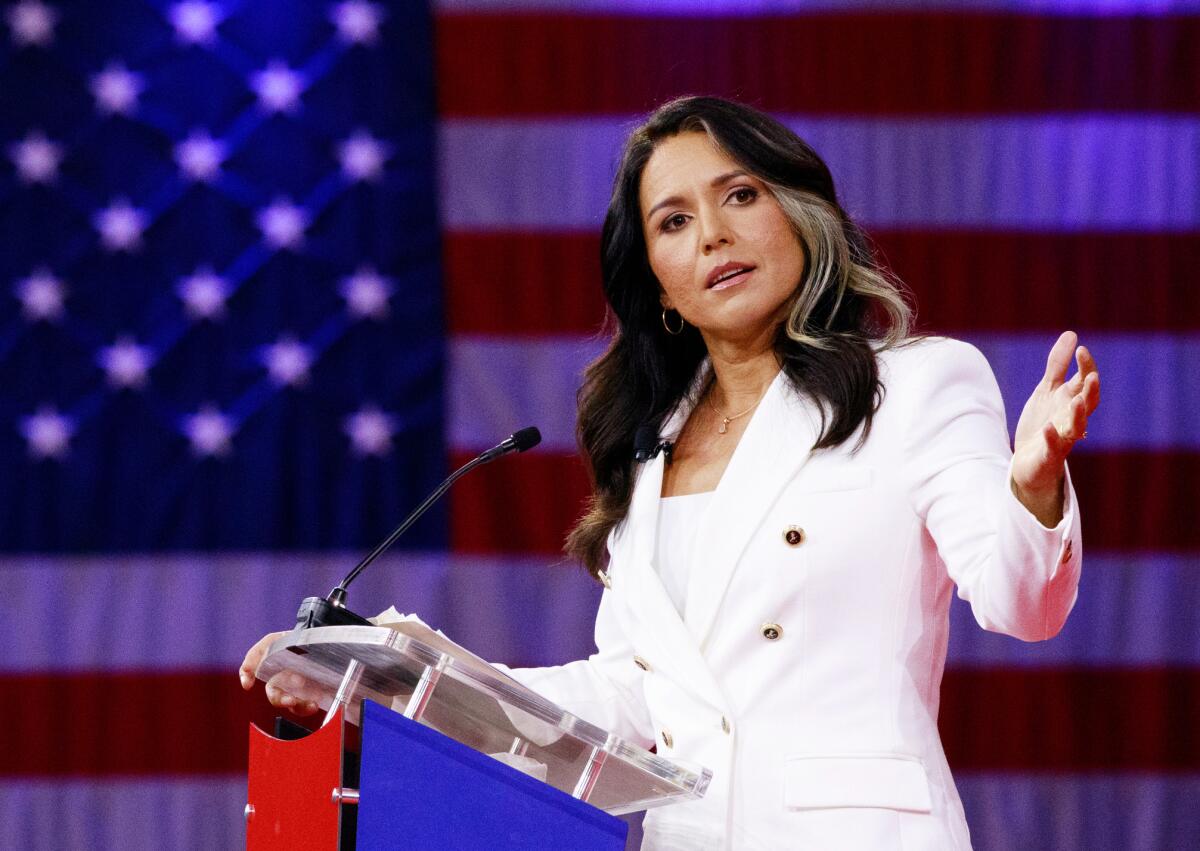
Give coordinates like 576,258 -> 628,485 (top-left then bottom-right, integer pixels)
708,265 -> 755,291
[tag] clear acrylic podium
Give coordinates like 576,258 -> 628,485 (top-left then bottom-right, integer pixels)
246,624 -> 711,849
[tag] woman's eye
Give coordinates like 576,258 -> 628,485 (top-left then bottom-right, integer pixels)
661,213 -> 688,232
729,187 -> 758,204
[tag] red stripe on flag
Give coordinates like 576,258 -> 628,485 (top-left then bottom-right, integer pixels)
877,231 -> 1200,335
436,13 -> 1200,117
449,450 -> 1200,554
0,671 -> 285,776
450,451 -> 591,555
1071,451 -> 1200,553
3,667 -> 1197,775
940,667 -> 1200,772
444,231 -> 1200,335
445,232 -> 608,336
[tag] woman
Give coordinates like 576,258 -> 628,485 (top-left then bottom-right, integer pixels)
242,97 -> 1100,849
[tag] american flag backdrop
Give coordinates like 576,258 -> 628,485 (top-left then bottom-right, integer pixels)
2,0 -> 1198,849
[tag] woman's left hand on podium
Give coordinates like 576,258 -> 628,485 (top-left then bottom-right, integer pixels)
240,631 -> 322,716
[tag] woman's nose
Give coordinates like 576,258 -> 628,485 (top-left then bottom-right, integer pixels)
698,207 -> 733,254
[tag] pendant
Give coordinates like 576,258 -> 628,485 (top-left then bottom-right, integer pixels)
719,418 -> 730,434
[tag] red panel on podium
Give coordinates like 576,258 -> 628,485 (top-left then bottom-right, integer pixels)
247,710 -> 345,850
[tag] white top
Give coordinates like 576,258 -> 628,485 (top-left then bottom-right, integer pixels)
653,491 -> 714,615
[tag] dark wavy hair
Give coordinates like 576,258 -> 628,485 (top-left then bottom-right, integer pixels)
566,96 -> 914,579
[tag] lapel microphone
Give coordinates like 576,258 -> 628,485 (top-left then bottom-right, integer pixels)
295,426 -> 542,630
633,425 -> 674,464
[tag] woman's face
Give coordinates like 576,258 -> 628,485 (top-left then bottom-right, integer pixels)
639,132 -> 806,347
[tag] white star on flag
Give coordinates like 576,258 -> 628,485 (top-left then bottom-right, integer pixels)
94,198 -> 147,252
339,265 -> 392,320
8,130 -> 63,184
98,336 -> 153,390
330,1 -> 385,45
343,405 -> 396,457
183,404 -> 235,457
14,268 -> 66,322
337,130 -> 390,183
20,405 -> 73,459
177,266 -> 230,320
250,60 -> 305,113
262,336 -> 313,387
175,129 -> 225,182
256,198 -> 307,250
168,1 -> 222,46
6,1 -> 57,48
90,62 -> 144,116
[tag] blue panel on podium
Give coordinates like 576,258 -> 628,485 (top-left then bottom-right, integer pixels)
356,701 -> 628,850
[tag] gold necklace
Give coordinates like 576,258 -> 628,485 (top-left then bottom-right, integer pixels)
706,383 -> 766,434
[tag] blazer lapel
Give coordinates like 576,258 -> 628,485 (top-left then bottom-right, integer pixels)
683,370 -> 821,650
613,432 -> 731,711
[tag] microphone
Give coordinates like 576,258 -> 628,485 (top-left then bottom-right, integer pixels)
633,425 -> 674,463
480,426 -> 542,462
294,426 -> 543,630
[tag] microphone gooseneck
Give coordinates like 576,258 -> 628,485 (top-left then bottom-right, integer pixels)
294,426 -> 542,630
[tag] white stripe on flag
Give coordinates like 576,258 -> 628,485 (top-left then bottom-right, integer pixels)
449,334 -> 1200,453
450,335 -> 601,453
947,553 -> 1200,668
2,553 -> 602,671
5,552 -> 1197,670
956,773 -> 1200,851
0,778 -> 246,851
968,333 -> 1200,448
439,116 -> 1200,232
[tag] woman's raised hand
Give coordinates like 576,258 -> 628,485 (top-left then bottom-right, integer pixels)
239,631 -> 322,716
1011,330 -> 1101,527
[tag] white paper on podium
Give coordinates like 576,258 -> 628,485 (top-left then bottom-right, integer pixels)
487,751 -> 550,782
369,606 -> 563,747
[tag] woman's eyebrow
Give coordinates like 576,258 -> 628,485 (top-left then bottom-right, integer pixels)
645,170 -> 750,222
710,169 -> 747,188
645,194 -> 684,223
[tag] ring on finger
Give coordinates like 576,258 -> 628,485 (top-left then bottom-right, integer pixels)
1056,425 -> 1087,442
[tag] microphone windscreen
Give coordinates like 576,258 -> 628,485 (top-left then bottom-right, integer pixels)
632,425 -> 657,461
511,426 -> 542,453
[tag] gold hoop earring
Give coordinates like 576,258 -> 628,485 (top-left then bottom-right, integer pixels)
661,308 -> 684,336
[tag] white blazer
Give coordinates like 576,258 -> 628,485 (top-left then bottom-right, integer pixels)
506,337 -> 1082,850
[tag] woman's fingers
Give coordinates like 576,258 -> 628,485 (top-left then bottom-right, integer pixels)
266,671 -> 323,715
1070,393 -> 1088,439
264,689 -> 318,715
1042,330 -> 1078,389
1075,346 -> 1100,408
240,633 -> 324,715
1042,419 -> 1070,456
1082,368 -> 1101,415
1017,334 -> 1098,485
1053,394 -> 1088,446
1055,344 -> 1101,413
238,631 -> 286,690
1076,344 -> 1098,378
264,682 -> 318,715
